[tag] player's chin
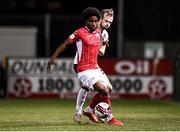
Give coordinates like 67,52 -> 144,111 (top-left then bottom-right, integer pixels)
88,25 -> 96,31
104,26 -> 109,29
90,28 -> 96,32
92,26 -> 97,30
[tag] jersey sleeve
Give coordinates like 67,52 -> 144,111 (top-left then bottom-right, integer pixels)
68,29 -> 81,44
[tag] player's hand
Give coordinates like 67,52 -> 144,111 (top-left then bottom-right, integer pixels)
47,59 -> 56,72
103,41 -> 109,47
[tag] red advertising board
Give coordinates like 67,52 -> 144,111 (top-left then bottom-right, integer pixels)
98,59 -> 172,75
7,58 -> 173,99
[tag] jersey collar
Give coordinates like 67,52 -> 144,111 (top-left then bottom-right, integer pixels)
85,26 -> 98,33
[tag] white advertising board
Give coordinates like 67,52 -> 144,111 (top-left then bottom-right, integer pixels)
7,58 -> 173,99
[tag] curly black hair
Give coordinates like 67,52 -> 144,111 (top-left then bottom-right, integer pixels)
82,7 -> 101,21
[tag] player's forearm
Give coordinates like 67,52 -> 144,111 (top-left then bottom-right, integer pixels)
49,42 -> 68,64
99,45 -> 107,56
52,44 -> 66,59
47,43 -> 67,71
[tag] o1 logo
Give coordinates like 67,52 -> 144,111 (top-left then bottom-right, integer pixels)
114,61 -> 149,75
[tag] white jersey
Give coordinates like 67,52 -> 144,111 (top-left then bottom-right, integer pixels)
101,29 -> 109,42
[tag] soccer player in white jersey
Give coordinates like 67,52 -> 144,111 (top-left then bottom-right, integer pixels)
73,9 -> 123,125
47,7 -> 123,126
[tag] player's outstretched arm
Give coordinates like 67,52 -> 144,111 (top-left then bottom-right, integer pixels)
47,39 -> 71,71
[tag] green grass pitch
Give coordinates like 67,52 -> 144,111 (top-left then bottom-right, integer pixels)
0,99 -> 180,131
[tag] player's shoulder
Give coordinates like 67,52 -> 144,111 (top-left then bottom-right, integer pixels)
76,27 -> 88,32
71,27 -> 86,38
102,29 -> 108,35
73,27 -> 88,36
102,29 -> 109,38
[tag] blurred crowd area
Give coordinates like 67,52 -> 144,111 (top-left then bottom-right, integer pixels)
0,0 -> 117,14
0,0 -> 179,59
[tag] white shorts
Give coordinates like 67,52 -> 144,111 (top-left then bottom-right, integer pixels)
77,68 -> 111,91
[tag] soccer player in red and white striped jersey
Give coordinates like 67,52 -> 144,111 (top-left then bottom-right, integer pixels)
47,7 -> 123,126
73,8 -> 123,126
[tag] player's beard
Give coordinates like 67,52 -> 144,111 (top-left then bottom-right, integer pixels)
88,25 -> 96,32
87,24 -> 96,31
102,25 -> 109,30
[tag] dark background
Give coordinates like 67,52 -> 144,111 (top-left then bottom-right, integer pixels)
0,0 -> 180,100
0,0 -> 180,58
